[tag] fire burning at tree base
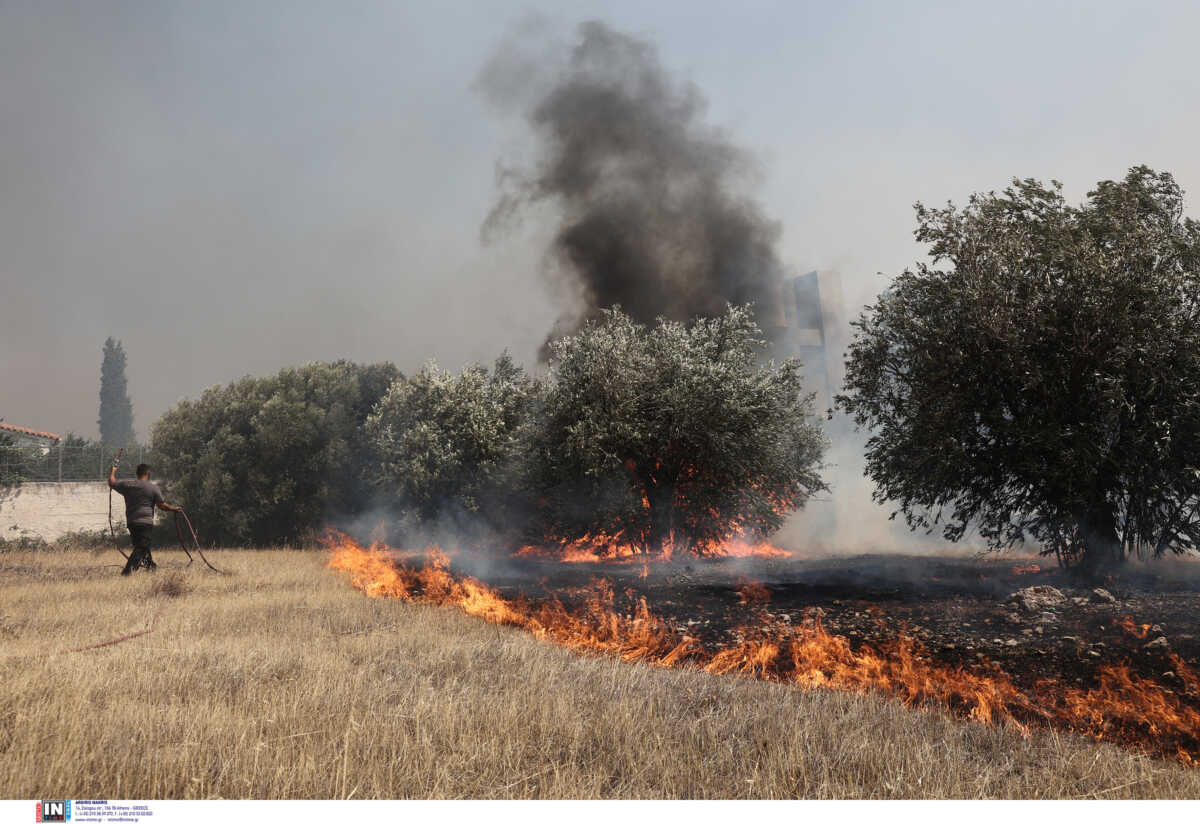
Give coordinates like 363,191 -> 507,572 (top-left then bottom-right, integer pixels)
325,532 -> 1200,765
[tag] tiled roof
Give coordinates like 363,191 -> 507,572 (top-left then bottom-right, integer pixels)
0,421 -> 61,442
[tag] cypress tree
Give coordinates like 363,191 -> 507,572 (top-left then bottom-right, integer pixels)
98,337 -> 135,445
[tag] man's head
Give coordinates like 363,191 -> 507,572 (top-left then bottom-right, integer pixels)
136,463 -> 151,480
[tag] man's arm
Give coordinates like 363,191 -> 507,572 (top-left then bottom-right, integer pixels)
154,487 -> 180,513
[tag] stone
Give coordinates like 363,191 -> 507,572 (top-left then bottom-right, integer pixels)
1009,585 -> 1068,613
1090,588 -> 1117,604
1144,636 -> 1170,651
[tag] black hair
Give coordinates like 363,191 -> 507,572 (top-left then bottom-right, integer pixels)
136,463 -> 151,478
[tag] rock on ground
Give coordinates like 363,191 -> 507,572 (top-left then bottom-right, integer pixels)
1010,585 -> 1068,614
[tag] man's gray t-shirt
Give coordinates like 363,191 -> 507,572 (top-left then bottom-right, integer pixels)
114,479 -> 164,527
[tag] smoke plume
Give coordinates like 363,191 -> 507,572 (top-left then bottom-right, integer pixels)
479,20 -> 787,348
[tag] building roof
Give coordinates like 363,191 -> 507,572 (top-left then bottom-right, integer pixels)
0,421 -> 61,442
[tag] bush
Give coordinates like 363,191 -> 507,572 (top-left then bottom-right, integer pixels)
366,355 -> 538,537
0,433 -> 24,487
151,361 -> 400,546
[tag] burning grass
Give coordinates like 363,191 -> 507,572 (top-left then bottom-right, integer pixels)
328,533 -> 1200,766
4,548 -> 1200,798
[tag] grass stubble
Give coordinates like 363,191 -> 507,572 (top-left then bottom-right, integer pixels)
1,550 -> 1198,799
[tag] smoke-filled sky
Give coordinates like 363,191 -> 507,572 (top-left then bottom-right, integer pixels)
3,0 -> 1200,440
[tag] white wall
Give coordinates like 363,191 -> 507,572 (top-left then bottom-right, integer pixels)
0,482 -> 113,541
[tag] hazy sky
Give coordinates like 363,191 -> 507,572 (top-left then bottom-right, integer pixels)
3,0 -> 1199,440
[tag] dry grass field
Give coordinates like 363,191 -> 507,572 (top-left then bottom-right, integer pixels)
2,549 -> 1199,799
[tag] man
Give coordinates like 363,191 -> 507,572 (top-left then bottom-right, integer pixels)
108,459 -> 181,575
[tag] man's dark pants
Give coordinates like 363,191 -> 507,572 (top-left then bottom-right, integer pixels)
121,524 -> 157,575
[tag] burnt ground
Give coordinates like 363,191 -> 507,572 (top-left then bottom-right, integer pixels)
465,552 -> 1200,701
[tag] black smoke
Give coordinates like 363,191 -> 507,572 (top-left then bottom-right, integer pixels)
479,20 -> 787,350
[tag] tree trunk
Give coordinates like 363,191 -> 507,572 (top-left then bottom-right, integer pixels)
1076,501 -> 1123,577
646,480 -> 676,556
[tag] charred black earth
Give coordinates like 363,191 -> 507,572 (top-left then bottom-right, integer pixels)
467,552 -> 1200,703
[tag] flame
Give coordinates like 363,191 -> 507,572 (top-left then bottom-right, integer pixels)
1117,615 -> 1153,640
1011,563 -> 1041,575
520,463 -> 796,562
718,539 -> 792,559
326,533 -> 1200,765
736,581 -> 771,607
515,531 -> 643,563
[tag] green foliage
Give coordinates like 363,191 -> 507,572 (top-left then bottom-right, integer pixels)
0,527 -> 112,552
151,361 -> 401,546
0,432 -> 24,487
535,305 -> 828,555
145,313 -> 824,555
98,337 -> 135,445
55,434 -> 138,481
58,434 -> 102,480
366,354 -> 538,531
838,166 -> 1200,569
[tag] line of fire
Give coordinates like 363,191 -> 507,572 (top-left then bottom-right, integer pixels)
316,264 -> 1200,769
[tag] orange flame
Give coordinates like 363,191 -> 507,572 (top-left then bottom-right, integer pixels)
326,533 -> 1200,765
736,581 -> 771,607
515,532 -> 643,563
1117,615 -> 1153,640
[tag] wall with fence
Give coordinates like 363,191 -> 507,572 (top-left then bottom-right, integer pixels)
0,444 -> 156,483
0,482 -> 112,542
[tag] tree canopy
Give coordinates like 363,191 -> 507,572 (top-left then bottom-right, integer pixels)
366,354 -> 538,533
98,337 -> 135,445
838,166 -> 1200,570
151,361 -> 400,545
534,305 -> 828,555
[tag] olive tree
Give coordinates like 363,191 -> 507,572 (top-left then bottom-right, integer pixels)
535,305 -> 828,556
151,360 -> 400,545
366,354 -> 538,531
838,167 -> 1200,571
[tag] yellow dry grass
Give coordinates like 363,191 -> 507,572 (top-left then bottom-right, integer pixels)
1,549 -> 1199,799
